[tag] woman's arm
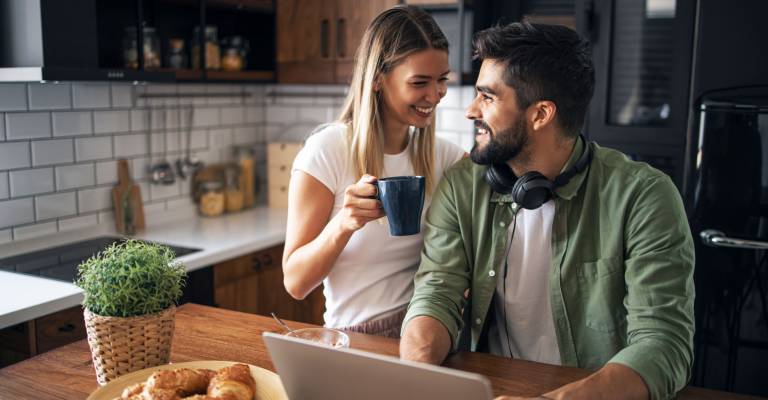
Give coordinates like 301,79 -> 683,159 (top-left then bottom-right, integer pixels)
282,172 -> 384,299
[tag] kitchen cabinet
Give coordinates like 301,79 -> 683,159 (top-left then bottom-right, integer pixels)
276,0 -> 398,84
213,244 -> 325,325
0,306 -> 86,368
0,0 -> 275,83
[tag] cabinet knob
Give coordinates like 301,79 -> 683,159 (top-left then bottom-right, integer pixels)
252,257 -> 262,270
58,324 -> 76,333
261,253 -> 273,266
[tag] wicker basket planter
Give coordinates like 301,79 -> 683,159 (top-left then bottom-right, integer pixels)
84,305 -> 176,385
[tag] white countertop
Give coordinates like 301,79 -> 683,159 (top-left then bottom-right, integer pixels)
0,206 -> 288,329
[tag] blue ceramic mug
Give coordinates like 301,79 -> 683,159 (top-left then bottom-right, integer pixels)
376,176 -> 426,236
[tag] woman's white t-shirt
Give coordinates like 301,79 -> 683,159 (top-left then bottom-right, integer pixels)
292,123 -> 465,328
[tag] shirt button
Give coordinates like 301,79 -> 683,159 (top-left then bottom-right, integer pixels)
489,270 -> 496,277
499,221 -> 505,227
475,318 -> 482,325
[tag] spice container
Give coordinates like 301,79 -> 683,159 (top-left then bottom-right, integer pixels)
199,181 -> 225,217
123,26 -> 161,69
220,36 -> 249,71
192,25 -> 221,70
166,38 -> 188,69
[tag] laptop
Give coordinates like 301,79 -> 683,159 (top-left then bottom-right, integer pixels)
263,331 -> 494,400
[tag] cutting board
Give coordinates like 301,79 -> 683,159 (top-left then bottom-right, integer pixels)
112,159 -> 145,234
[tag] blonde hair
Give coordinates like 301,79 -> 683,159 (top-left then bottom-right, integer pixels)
338,5 -> 449,194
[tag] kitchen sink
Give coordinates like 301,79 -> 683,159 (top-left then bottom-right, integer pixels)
0,236 -> 201,283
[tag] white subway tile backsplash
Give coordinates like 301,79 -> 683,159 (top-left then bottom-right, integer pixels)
233,126 -> 260,145
56,164 -> 95,190
0,229 -> 11,244
131,157 -> 150,180
36,192 -> 77,220
28,83 -> 72,110
111,84 -> 134,108
114,134 -> 148,157
190,129 -> 208,149
97,210 -> 114,225
193,107 -> 220,127
265,105 -> 298,123
58,214 -> 98,232
78,186 -> 112,213
299,106 -> 329,124
0,172 -> 8,199
221,106 -> 245,125
10,168 -> 54,197
209,128 -> 233,147
94,110 -> 130,134
32,139 -> 74,166
13,221 -> 58,241
72,83 -> 111,109
244,106 -> 263,123
0,112 -> 5,139
0,198 -> 34,228
52,111 -> 93,137
441,87 -> 461,108
0,142 -> 31,170
75,136 -> 113,161
130,109 -> 148,132
149,182 -> 181,201
5,112 -> 52,139
165,131 -> 181,153
0,84 -> 28,111
96,160 -> 118,184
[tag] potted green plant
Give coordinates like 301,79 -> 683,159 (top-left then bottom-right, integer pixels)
76,239 -> 186,385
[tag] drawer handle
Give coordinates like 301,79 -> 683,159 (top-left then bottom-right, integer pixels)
58,324 -> 76,333
252,257 -> 262,270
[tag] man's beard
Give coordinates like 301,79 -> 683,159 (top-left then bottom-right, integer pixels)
469,118 -> 529,165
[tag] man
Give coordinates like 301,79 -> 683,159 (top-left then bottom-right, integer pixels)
400,22 -> 694,400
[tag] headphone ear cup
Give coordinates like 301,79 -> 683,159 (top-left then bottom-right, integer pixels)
512,172 -> 555,210
484,164 -> 517,194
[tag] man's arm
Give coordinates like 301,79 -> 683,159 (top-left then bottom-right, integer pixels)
400,316 -> 452,364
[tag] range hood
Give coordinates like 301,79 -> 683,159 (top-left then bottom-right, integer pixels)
0,0 -> 173,82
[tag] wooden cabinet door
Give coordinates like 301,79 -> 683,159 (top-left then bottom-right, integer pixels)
35,306 -> 86,354
213,254 -> 260,313
214,244 -> 325,325
277,0 -> 336,83
334,0 -> 398,84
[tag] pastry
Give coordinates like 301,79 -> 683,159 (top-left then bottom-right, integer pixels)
114,364 -> 255,400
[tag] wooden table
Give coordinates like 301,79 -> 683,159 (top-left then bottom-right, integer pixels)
0,304 -> 761,399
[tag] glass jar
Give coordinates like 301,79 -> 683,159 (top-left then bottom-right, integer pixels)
199,181 -> 225,217
166,38 -> 188,69
192,25 -> 221,70
123,26 -> 161,69
220,36 -> 249,71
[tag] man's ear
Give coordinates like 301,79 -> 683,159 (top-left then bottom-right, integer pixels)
529,100 -> 557,131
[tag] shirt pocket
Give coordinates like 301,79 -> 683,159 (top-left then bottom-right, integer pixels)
576,257 -> 627,334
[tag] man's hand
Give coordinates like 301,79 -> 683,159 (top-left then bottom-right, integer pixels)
399,316 -> 452,364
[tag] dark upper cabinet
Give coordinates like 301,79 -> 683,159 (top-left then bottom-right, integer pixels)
0,0 -> 275,83
577,0 -> 696,186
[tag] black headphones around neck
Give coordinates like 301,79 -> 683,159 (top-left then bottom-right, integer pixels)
483,134 -> 593,210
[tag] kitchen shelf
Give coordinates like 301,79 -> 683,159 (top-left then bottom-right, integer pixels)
206,70 -> 275,81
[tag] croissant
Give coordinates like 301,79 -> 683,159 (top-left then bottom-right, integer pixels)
207,363 -> 256,400
115,364 -> 255,400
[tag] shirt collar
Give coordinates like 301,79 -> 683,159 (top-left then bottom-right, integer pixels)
489,137 -> 590,204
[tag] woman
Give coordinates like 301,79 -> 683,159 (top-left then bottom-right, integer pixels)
282,5 -> 465,337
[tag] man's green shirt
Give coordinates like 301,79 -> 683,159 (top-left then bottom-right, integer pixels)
403,139 -> 695,400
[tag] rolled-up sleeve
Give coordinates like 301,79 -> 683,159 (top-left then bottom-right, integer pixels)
402,170 -> 471,349
609,176 -> 695,400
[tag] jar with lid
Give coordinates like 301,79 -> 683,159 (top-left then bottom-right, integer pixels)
199,181 -> 225,217
165,38 -> 188,69
220,36 -> 250,71
192,25 -> 221,70
123,26 -> 161,69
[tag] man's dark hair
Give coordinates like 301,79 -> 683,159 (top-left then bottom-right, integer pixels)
473,22 -> 595,137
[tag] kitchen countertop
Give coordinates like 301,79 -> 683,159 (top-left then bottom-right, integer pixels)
0,206 -> 288,330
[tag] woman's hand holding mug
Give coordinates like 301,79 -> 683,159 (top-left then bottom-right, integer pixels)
339,174 -> 385,233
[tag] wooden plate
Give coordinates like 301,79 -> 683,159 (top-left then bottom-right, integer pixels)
87,360 -> 288,400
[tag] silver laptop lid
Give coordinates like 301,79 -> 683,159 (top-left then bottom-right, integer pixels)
263,331 -> 494,400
